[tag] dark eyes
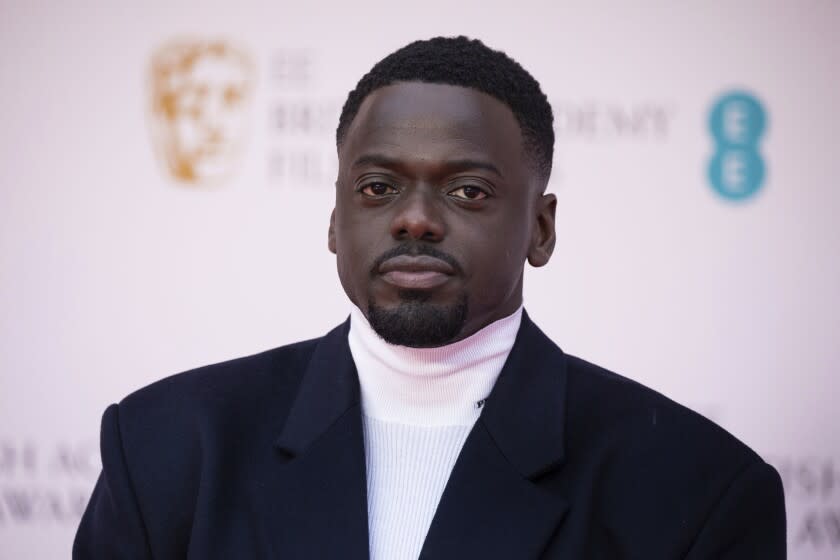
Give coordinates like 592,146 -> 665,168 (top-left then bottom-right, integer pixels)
358,183 -> 489,201
360,183 -> 398,197
448,185 -> 488,200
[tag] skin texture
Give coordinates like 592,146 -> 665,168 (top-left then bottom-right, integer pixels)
329,82 -> 557,346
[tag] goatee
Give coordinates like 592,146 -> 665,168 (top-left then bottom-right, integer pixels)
367,292 -> 468,347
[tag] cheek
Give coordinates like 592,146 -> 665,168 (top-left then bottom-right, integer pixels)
335,244 -> 362,307
461,221 -> 530,301
470,249 -> 522,300
333,215 -> 375,306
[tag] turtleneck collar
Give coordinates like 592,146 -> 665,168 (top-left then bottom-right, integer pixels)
348,304 -> 523,426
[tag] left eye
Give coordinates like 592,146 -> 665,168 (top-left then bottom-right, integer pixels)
448,186 -> 488,200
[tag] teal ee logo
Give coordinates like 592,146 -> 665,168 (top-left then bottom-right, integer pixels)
707,91 -> 767,201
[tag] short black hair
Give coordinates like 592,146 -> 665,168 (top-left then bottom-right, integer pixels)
336,36 -> 554,181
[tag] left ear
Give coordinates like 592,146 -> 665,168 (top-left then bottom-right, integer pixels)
527,193 -> 556,267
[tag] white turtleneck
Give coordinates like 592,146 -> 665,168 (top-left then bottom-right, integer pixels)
348,305 -> 523,560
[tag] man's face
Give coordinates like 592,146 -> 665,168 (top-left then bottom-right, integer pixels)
330,82 -> 555,346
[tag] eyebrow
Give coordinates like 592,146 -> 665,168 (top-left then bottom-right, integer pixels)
351,153 -> 504,178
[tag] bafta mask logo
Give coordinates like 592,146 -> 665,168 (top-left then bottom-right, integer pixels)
148,40 -> 255,185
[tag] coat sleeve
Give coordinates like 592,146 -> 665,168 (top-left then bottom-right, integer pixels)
684,459 -> 787,559
73,404 -> 153,560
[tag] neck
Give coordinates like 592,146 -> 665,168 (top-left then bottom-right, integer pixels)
348,304 -> 523,426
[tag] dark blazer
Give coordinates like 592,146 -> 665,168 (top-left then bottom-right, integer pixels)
74,313 -> 786,559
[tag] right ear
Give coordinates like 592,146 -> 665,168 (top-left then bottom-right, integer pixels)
328,208 -> 337,254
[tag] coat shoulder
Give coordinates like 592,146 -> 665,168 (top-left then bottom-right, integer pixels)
119,335 -> 321,419
85,333 -> 337,555
560,354 -> 780,546
542,353 -> 785,558
109,335 -> 324,496
563,353 -> 760,467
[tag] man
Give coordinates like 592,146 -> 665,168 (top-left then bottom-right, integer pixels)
74,37 -> 786,559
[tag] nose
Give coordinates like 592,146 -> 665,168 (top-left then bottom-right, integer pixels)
389,188 -> 446,242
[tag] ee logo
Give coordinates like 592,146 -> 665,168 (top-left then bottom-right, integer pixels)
707,91 -> 767,201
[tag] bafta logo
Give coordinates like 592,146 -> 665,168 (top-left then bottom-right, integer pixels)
148,40 -> 255,185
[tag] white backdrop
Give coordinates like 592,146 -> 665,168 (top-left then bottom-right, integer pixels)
1,1 -> 838,558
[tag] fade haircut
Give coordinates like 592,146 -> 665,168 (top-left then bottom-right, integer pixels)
336,36 -> 554,182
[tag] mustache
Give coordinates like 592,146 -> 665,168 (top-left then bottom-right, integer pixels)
371,243 -> 463,276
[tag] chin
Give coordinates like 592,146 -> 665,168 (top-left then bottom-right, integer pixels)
366,293 -> 468,347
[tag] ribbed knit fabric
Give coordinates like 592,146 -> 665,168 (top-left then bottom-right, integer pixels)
362,419 -> 472,560
348,305 -> 523,560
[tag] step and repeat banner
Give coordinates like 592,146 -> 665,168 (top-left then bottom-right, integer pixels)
1,1 -> 838,558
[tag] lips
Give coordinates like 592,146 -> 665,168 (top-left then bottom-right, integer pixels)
378,254 -> 455,290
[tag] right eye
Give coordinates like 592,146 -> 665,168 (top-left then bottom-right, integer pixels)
360,182 -> 398,197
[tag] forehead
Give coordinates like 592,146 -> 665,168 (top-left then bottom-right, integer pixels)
339,82 -> 526,174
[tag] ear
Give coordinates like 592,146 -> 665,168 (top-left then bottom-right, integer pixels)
328,208 -> 337,254
527,193 -> 556,267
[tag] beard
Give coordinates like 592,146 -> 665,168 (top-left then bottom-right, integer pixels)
367,291 -> 468,348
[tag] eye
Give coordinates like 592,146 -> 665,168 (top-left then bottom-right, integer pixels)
360,182 -> 398,197
448,185 -> 489,201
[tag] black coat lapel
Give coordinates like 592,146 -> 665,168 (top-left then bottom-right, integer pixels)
261,320 -> 370,559
420,312 -> 570,559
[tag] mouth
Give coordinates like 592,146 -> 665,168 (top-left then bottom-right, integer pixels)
378,254 -> 455,290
